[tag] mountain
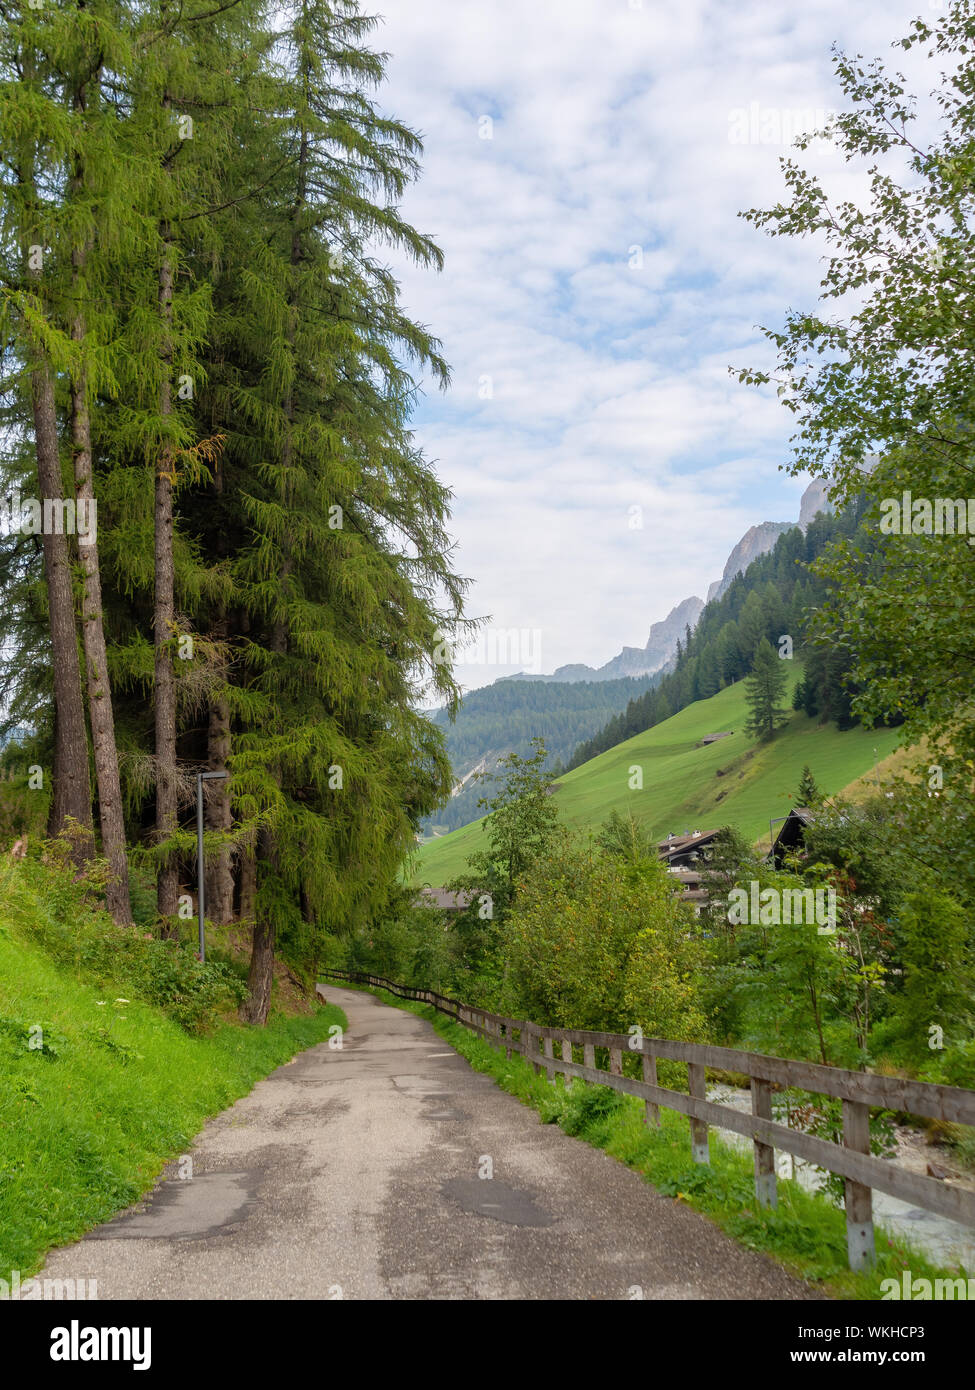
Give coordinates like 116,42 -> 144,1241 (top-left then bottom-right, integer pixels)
705,522 -> 795,602
705,478 -> 834,602
420,477 -> 839,842
798,477 -> 832,529
510,478 -> 834,685
511,595 -> 705,684
420,673 -> 658,836
412,668 -> 903,885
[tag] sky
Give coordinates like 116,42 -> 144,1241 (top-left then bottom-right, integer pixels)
367,0 -> 937,693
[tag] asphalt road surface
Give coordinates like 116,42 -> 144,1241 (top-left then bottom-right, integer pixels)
39,984 -> 820,1300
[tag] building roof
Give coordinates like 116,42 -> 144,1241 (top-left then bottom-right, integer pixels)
657,828 -> 723,864
770,807 -> 816,866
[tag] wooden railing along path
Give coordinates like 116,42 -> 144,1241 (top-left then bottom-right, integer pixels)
317,968 -> 975,1271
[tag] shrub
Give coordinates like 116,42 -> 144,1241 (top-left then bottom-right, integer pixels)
498,838 -> 707,1038
8,858 -> 244,1032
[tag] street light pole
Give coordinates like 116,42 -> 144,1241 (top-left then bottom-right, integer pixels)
196,770 -> 229,963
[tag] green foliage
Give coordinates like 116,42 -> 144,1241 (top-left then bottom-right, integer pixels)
797,764 -> 821,806
8,857 -> 243,1032
346,888 -> 457,994
886,887 -> 973,1062
0,0 -> 471,998
744,637 -> 789,741
0,856 -> 346,1274
444,737 -> 561,942
497,836 -> 707,1040
422,675 -> 656,835
595,807 -> 658,863
738,7 -> 975,897
557,1082 -> 628,1138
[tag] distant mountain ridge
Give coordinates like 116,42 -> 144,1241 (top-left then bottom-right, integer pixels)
509,477 -> 832,683
419,476 -> 836,843
511,595 -> 705,683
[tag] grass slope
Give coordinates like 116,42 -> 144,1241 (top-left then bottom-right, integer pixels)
0,864 -> 345,1278
413,668 -> 903,883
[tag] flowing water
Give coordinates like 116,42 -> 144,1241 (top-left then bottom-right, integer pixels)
706,1083 -> 975,1270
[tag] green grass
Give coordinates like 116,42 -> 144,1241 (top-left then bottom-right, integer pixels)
354,981 -> 965,1299
0,863 -> 346,1278
413,668 -> 904,883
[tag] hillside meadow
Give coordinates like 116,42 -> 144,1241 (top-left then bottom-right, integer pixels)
413,670 -> 904,884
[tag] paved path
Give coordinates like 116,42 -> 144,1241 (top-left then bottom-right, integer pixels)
40,985 -> 820,1300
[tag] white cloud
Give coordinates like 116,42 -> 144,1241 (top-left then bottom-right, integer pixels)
368,0 -> 934,688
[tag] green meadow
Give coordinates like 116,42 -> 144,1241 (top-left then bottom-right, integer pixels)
413,669 -> 904,885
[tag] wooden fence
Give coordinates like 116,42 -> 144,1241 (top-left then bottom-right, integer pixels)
317,968 -> 975,1271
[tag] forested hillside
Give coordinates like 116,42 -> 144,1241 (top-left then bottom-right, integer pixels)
568,497 -> 899,769
413,668 -> 903,883
422,673 -> 656,834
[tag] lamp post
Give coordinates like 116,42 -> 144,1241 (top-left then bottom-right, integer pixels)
197,770 -> 229,963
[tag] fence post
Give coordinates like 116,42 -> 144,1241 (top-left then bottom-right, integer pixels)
583,1042 -> 595,1072
530,1028 -> 544,1075
842,1099 -> 875,1271
642,1050 -> 660,1128
751,1077 -> 777,1209
543,1035 -> 554,1071
561,1038 -> 573,1077
687,1061 -> 709,1165
609,1046 -> 622,1077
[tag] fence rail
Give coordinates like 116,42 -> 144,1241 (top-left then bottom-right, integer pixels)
317,968 -> 975,1271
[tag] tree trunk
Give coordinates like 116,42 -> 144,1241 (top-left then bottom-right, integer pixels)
70,146 -> 132,921
240,830 -> 274,1023
205,694 -> 233,923
154,236 -> 179,929
239,915 -> 275,1025
31,362 -> 93,864
238,843 -> 256,923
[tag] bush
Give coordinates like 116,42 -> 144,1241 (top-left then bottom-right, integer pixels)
497,838 -> 708,1039
8,858 -> 245,1032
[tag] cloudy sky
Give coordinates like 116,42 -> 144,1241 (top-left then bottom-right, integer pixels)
369,0 -> 935,691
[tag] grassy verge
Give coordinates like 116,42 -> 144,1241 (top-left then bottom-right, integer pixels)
0,863 -> 345,1277
347,980 -> 969,1300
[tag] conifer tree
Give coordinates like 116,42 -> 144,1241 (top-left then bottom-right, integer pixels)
797,764 -> 820,807
744,636 -> 789,741
0,8 -> 94,859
